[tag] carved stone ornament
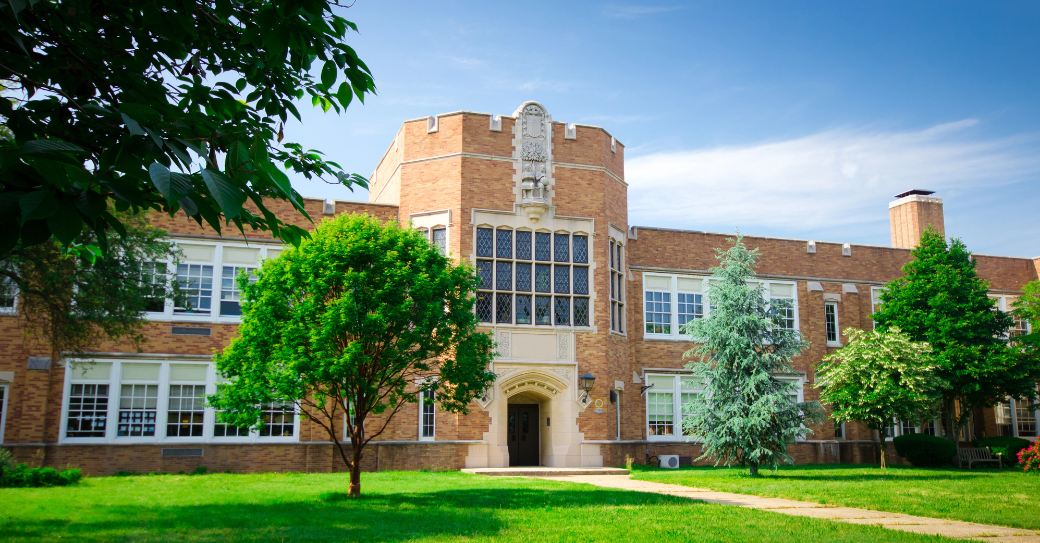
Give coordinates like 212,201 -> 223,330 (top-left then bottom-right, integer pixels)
514,102 -> 553,222
557,334 -> 569,360
551,367 -> 571,380
497,331 -> 511,359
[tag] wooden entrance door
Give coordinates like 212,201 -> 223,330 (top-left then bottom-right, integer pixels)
507,404 -> 539,466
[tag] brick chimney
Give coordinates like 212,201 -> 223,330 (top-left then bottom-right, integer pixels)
889,189 -> 945,248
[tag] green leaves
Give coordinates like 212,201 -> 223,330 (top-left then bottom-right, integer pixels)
0,0 -> 375,255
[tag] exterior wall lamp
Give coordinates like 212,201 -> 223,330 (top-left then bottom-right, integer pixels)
579,372 -> 596,406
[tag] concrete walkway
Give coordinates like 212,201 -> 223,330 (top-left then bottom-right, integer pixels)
461,466 -> 629,477
537,474 -> 1040,543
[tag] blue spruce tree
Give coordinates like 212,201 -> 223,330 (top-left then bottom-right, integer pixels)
682,234 -> 824,476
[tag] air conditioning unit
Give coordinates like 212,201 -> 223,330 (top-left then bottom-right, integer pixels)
658,455 -> 680,469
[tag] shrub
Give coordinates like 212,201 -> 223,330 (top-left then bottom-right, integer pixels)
893,433 -> 956,467
1019,441 -> 1040,474
974,436 -> 1032,465
1,464 -> 83,488
192,465 -> 208,475
0,449 -> 14,479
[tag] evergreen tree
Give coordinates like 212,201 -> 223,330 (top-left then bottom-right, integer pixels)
682,235 -> 824,476
816,327 -> 941,468
872,229 -> 1040,440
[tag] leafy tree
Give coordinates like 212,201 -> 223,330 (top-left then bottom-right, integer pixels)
815,327 -> 941,468
210,214 -> 496,497
0,0 -> 375,256
872,229 -> 1040,440
682,234 -> 824,476
0,212 -> 183,361
1013,281 -> 1040,352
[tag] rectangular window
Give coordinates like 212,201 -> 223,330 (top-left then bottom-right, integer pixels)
118,384 -> 159,437
219,266 -> 256,316
496,293 -> 512,324
496,229 -> 513,259
516,295 -> 532,324
554,233 -> 569,262
140,262 -> 167,313
573,235 -> 588,263
535,296 -> 552,325
258,401 -> 295,437
769,283 -> 796,331
515,263 -> 532,292
431,228 -> 447,255
534,264 -> 551,293
554,296 -> 570,325
475,292 -> 493,323
476,227 -> 493,257
0,276 -> 17,313
680,377 -> 699,436
900,420 -> 917,435
554,265 -> 570,294
476,260 -> 493,290
166,384 -> 206,437
0,384 -> 6,443
213,415 -> 250,437
825,302 -> 839,346
1017,397 -> 1037,437
175,264 -> 214,315
871,287 -> 885,330
573,266 -> 589,295
496,261 -> 512,291
66,384 -> 109,438
420,388 -> 436,440
610,241 -> 625,334
834,420 -> 845,440
646,375 -> 675,437
535,232 -> 551,261
677,293 -> 703,327
574,297 -> 589,327
515,231 -> 532,260
996,399 -> 1014,436
645,291 -> 672,334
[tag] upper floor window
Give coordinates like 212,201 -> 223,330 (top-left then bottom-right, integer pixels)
0,276 -> 19,315
0,383 -> 7,444
609,239 -> 625,334
825,302 -> 839,346
990,294 -> 1032,339
419,387 -> 436,441
644,274 -> 798,340
997,392 -> 1039,438
870,287 -> 885,330
475,227 -> 590,328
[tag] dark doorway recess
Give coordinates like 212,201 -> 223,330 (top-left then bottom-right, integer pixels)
507,404 -> 539,466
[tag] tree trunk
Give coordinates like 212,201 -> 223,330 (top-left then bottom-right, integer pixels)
349,439 -> 364,498
748,460 -> 759,477
876,432 -> 886,469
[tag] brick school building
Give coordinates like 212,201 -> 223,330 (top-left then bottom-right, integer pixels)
1,101 -> 1036,474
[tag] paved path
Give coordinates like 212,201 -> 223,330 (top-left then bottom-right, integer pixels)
538,474 -> 1040,542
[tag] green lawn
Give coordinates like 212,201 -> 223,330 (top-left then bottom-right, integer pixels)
633,464 -> 1040,531
0,471 -> 954,542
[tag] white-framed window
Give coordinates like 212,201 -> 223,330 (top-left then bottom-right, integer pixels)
431,227 -> 447,255
474,226 -> 591,328
341,400 -> 356,442
609,238 -> 625,334
643,274 -> 798,340
0,275 -> 19,315
825,302 -> 840,347
886,417 -> 942,440
219,265 -> 257,317
871,286 -> 885,330
991,294 -> 1032,339
61,358 -> 299,444
644,373 -> 701,441
834,419 -> 845,440
0,383 -> 8,443
419,388 -> 436,441
997,392 -> 1039,439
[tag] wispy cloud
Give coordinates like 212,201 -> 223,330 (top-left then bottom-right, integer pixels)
603,4 -> 686,19
627,120 -> 1040,234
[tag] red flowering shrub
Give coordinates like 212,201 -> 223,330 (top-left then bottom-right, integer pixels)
1018,440 -> 1040,474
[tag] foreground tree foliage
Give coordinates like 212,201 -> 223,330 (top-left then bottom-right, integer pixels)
815,327 -> 941,468
0,212 -> 183,360
1013,281 -> 1040,356
0,0 -> 375,256
211,214 -> 496,497
682,234 -> 824,476
872,229 -> 1040,440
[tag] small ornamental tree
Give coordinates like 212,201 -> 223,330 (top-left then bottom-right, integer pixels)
815,327 -> 941,468
682,234 -> 824,476
210,214 -> 496,497
872,229 -> 1040,440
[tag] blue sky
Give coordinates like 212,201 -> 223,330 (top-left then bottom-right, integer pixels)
284,1 -> 1040,258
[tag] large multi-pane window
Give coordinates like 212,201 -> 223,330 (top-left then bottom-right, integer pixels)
63,360 -> 297,443
645,374 -> 702,441
825,302 -> 839,346
609,239 -> 625,333
140,262 -> 167,313
176,264 -> 214,315
645,275 -> 797,340
475,227 -> 590,327
219,266 -> 257,316
157,242 -> 280,322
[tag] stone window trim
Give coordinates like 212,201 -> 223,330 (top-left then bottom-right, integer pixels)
0,275 -> 19,315
642,371 -> 805,443
59,358 -> 300,445
641,273 -> 800,341
608,232 -> 626,337
145,239 -> 283,324
471,222 -> 594,331
411,209 -> 452,257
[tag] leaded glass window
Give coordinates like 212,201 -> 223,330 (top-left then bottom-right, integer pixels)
516,295 -> 532,324
516,231 -> 532,260
431,228 -> 446,255
535,264 -> 551,293
496,261 -> 512,291
496,294 -> 512,323
476,227 -> 493,257
476,292 -> 492,322
554,297 -> 570,325
554,265 -> 570,294
496,229 -> 512,259
476,261 -> 493,289
574,297 -> 589,326
535,296 -> 552,325
516,263 -> 532,292
573,266 -> 588,295
573,235 -> 588,264
535,232 -> 551,261
554,233 -> 569,262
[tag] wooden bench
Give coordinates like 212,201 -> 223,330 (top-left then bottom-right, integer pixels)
958,447 -> 1002,469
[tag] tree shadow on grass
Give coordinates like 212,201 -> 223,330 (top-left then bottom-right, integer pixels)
2,486 -> 691,543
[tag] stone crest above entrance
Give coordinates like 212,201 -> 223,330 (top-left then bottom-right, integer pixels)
513,101 -> 555,222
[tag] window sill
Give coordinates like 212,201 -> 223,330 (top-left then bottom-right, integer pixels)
826,342 -> 841,348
